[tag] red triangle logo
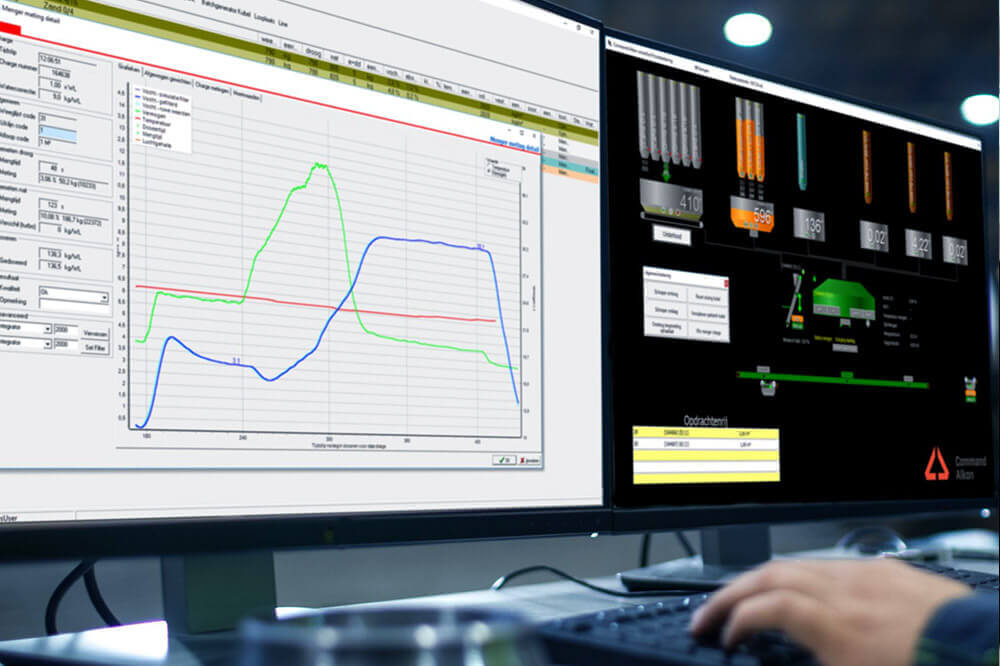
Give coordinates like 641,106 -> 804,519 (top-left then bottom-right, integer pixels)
924,447 -> 950,481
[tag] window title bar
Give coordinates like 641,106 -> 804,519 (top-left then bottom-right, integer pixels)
482,0 -> 599,38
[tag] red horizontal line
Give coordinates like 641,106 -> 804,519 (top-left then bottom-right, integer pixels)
0,22 -> 21,35
15,31 -> 538,156
134,284 -> 496,323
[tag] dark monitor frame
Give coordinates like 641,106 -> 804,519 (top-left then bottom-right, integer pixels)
602,28 -> 999,535
1,11 -> 995,566
0,0 -> 614,563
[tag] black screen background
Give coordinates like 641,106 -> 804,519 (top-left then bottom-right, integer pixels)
606,48 -> 995,509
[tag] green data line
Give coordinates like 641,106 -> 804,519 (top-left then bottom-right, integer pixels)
135,162 -> 517,371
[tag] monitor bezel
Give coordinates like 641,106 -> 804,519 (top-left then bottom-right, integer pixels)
0,0 -> 615,562
1,9 -> 994,564
602,27 -> 999,533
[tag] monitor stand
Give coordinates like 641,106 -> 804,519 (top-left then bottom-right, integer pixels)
161,550 -> 277,635
619,525 -> 772,592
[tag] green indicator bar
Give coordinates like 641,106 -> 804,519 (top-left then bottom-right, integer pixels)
13,0 -> 599,145
738,371 -> 929,390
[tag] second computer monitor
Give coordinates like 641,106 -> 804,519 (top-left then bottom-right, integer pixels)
604,33 -> 995,517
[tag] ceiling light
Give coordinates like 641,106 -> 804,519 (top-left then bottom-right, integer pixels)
724,13 -> 772,47
960,94 -> 999,125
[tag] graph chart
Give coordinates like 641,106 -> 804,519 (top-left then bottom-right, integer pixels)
128,86 -> 537,439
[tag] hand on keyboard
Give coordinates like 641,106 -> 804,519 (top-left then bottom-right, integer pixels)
689,558 -> 970,666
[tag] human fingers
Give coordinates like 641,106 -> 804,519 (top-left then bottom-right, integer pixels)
690,561 -> 834,636
720,588 -> 831,652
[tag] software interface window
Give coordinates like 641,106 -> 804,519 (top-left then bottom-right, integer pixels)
606,37 -> 994,506
0,0 -> 604,521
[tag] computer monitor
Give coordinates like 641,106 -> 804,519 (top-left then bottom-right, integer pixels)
603,31 -> 998,577
0,0 -> 607,627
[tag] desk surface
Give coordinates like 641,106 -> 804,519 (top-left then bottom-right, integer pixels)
0,575 -> 653,666
1,554 -> 996,665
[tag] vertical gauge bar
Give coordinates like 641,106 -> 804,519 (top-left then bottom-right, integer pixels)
906,141 -> 916,213
690,85 -> 702,169
744,98 -> 756,181
735,97 -> 746,179
679,82 -> 690,166
944,151 -> 953,221
754,102 -> 764,182
862,130 -> 873,204
637,72 -> 649,158
796,113 -> 807,191
658,76 -> 669,163
647,74 -> 660,161
669,80 -> 680,165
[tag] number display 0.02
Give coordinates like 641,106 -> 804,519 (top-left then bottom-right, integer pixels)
860,220 -> 890,253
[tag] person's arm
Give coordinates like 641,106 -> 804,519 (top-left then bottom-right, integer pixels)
914,593 -> 999,665
689,559 -> 983,666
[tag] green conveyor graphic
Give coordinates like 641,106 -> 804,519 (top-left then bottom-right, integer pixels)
812,279 -> 875,320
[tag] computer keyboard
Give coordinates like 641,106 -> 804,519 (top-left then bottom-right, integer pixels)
539,593 -> 815,666
904,561 -> 1000,591
538,564 -> 998,666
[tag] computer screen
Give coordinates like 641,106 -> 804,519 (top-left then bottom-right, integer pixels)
0,0 -> 604,530
604,34 -> 995,510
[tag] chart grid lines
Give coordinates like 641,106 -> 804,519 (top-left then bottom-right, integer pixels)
128,94 -> 530,438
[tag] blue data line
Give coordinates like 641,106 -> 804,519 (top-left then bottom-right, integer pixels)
135,236 -> 520,429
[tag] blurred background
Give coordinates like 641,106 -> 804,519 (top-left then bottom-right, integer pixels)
1,0 -> 997,642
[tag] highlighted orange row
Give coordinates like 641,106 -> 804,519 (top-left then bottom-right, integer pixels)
541,164 -> 599,184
